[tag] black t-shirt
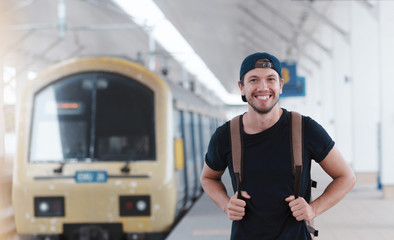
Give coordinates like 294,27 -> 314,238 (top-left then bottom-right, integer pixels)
205,109 -> 334,240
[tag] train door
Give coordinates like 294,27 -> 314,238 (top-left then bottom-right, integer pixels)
192,113 -> 203,196
200,115 -> 211,166
181,111 -> 198,205
173,109 -> 187,215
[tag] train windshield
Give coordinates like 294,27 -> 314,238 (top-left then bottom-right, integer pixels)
29,72 -> 156,162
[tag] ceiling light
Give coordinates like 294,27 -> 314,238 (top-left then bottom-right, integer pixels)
113,0 -> 243,105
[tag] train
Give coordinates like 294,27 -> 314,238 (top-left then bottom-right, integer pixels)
12,57 -> 224,240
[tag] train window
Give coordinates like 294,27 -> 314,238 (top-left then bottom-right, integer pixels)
183,112 -> 194,166
201,116 -> 211,154
29,72 -> 155,163
193,113 -> 202,169
173,110 -> 182,140
95,73 -> 155,161
30,74 -> 93,162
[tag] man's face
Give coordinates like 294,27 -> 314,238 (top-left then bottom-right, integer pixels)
239,68 -> 284,114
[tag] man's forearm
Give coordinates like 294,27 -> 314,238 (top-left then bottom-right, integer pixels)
310,173 -> 355,217
311,147 -> 356,218
201,178 -> 231,213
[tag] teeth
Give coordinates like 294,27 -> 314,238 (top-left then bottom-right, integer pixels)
257,96 -> 269,100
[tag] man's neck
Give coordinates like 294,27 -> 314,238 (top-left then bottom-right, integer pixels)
243,106 -> 283,134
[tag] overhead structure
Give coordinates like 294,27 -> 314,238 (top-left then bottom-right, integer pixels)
0,0 -> 363,102
1,0 -> 394,200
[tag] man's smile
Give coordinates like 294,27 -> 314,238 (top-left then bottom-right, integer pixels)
255,95 -> 271,101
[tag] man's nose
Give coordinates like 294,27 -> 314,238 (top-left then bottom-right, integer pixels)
257,79 -> 268,90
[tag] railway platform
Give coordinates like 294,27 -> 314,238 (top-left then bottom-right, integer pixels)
167,163 -> 394,240
4,161 -> 394,240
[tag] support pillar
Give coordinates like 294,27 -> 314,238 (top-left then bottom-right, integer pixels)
350,2 -> 380,180
0,61 -> 5,162
379,1 -> 394,200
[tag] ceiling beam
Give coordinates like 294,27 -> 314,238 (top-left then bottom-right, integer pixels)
256,0 -> 332,56
83,0 -> 131,17
239,5 -> 321,67
237,20 -> 281,52
0,23 -> 56,31
296,1 -> 348,38
0,30 -> 35,58
58,0 -> 66,38
1,23 -> 141,31
362,0 -> 377,8
9,38 -> 63,84
1,0 -> 37,16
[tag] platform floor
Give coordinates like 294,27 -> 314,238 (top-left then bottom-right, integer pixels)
167,162 -> 394,240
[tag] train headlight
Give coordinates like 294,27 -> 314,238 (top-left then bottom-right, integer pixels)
38,201 -> 50,213
34,197 -> 65,217
119,196 -> 150,216
136,200 -> 147,212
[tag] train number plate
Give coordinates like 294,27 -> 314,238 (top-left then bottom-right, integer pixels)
75,171 -> 108,183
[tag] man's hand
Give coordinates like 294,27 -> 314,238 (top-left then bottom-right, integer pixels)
285,195 -> 316,221
226,191 -> 251,221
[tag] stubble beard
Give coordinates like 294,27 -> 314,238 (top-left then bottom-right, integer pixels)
247,95 -> 279,115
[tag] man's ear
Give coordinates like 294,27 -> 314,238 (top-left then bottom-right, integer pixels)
239,81 -> 247,102
238,81 -> 244,94
279,78 -> 284,94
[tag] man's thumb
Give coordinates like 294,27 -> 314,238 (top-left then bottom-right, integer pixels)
285,195 -> 295,202
241,191 -> 251,199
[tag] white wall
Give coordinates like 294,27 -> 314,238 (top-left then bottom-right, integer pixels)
349,2 -> 380,173
330,5 -> 353,166
378,2 -> 394,189
282,2 -> 394,189
235,2 -> 394,196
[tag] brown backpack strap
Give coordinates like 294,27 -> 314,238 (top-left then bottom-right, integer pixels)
230,112 -> 318,236
230,115 -> 243,199
290,112 -> 319,237
290,111 -> 303,198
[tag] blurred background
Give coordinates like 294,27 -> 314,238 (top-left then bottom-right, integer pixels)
1,0 -> 394,239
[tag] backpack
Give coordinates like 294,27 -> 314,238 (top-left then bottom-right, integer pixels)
229,111 -> 319,238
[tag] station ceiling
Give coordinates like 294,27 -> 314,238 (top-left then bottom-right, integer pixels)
0,0 -> 371,103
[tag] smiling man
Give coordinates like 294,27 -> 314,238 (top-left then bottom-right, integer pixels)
200,52 -> 355,240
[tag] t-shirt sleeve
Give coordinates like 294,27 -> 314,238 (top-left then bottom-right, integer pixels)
205,123 -> 229,171
304,116 -> 335,163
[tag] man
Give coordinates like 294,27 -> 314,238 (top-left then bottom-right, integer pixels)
200,52 -> 355,240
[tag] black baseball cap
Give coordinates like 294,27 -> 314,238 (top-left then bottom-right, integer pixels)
239,52 -> 282,80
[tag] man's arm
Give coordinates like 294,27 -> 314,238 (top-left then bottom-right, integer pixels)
200,163 -> 250,220
286,146 -> 356,221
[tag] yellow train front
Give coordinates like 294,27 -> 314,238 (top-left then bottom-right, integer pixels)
12,57 -> 221,240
